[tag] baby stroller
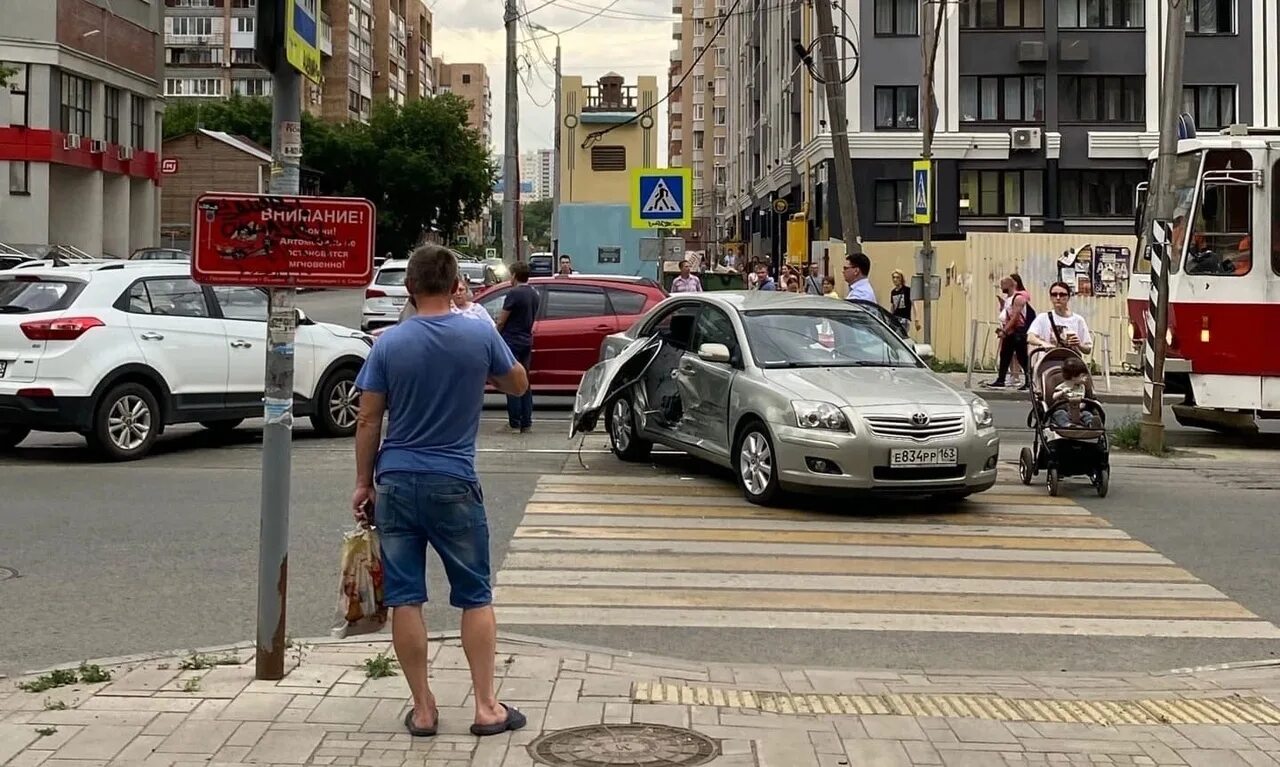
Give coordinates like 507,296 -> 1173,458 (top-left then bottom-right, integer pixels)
1017,347 -> 1110,497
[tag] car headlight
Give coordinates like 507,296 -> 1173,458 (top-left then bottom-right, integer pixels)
970,398 -> 994,428
602,344 -> 619,360
792,401 -> 851,432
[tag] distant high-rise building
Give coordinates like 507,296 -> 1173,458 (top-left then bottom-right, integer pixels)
435,61 -> 492,147
520,149 -> 554,202
668,0 -> 727,258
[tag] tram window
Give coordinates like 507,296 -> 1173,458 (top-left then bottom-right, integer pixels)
1273,161 -> 1280,276
1183,151 -> 1252,277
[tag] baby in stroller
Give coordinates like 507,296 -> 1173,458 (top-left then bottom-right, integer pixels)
1049,356 -> 1100,430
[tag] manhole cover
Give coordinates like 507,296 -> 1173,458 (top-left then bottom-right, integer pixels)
528,723 -> 720,766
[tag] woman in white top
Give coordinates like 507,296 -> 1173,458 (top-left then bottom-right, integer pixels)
1028,280 -> 1093,355
451,281 -> 496,325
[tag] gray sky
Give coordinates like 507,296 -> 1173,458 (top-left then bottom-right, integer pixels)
430,0 -> 672,156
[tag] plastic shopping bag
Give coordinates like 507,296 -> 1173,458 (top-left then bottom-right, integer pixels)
329,526 -> 388,638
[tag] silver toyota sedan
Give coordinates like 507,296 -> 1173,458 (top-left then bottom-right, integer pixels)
572,292 -> 1000,505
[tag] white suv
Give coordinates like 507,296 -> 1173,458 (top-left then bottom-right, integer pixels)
362,259 -> 410,331
0,263 -> 372,460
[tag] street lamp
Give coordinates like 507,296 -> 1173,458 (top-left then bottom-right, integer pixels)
528,22 -> 562,259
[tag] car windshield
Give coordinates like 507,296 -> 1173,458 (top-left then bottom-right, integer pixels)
375,267 -> 405,286
459,263 -> 485,281
0,278 -> 79,313
742,309 -> 922,369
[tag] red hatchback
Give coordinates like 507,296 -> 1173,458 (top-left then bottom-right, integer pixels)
472,275 -> 666,393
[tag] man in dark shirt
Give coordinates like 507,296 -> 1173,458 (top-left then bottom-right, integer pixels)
496,261 -> 539,432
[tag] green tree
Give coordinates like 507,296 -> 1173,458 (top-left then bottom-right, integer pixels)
163,96 -> 276,145
521,198 -> 552,249
0,63 -> 17,87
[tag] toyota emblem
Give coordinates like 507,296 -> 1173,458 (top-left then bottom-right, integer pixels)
910,412 -> 930,426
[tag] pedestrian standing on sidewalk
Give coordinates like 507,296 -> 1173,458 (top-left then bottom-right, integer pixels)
670,260 -> 703,293
985,275 -> 1033,390
804,263 -> 824,295
496,261 -> 538,433
351,244 -> 530,739
843,252 -> 876,303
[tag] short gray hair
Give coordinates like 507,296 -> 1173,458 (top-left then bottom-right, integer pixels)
405,245 -> 458,298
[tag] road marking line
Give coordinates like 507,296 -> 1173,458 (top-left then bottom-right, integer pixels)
494,570 -> 1230,599
517,514 -> 1131,539
507,537 -> 1177,564
512,526 -> 1154,552
525,494 -> 1098,517
493,606 -> 1280,638
492,586 -> 1259,619
497,552 -> 1199,582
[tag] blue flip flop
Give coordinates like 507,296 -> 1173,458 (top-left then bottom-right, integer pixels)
470,703 -> 527,737
403,708 -> 438,737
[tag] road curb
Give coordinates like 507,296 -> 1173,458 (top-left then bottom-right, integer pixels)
972,388 -> 1147,404
14,630 -> 1280,683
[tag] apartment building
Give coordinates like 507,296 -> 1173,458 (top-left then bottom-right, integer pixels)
668,0 -> 729,256
434,60 -> 491,146
723,0 -> 1280,263
160,0 -> 333,111
520,148 -> 554,202
1,0 -> 164,257
161,0 -> 431,123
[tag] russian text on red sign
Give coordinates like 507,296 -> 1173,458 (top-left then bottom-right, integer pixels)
191,193 -> 376,289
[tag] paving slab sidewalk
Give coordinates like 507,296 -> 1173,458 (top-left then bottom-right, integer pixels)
938,372 -> 1147,404
4,633 -> 1280,766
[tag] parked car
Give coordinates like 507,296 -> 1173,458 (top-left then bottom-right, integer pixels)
574,292 -> 999,505
128,248 -> 191,261
0,255 -> 36,271
0,262 -> 372,459
528,252 -> 555,277
362,259 -> 410,331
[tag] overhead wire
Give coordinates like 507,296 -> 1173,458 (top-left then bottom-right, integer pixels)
580,0 -> 745,149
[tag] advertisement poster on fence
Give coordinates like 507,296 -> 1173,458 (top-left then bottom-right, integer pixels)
1059,246 -> 1094,296
1091,245 -> 1130,297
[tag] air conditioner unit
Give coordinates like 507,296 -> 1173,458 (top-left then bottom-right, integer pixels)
89,139 -> 107,154
1009,127 -> 1042,151
63,133 -> 82,150
1007,216 -> 1031,233
118,145 -> 135,161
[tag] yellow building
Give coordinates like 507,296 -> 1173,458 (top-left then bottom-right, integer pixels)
560,72 -> 659,204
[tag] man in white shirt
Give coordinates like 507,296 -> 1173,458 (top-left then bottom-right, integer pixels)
670,260 -> 703,293
843,252 -> 876,303
1028,281 -> 1093,354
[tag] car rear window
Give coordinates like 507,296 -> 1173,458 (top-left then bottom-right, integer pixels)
375,267 -> 405,286
0,278 -> 84,313
459,263 -> 485,281
607,288 -> 648,316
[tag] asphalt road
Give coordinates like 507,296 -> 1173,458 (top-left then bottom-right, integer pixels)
3,288 -> 1278,677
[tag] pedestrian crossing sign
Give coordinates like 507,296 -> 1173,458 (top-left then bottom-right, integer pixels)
912,160 -> 932,225
632,168 -> 692,229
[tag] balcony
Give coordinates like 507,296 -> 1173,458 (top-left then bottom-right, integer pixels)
670,48 -> 682,62
670,101 -> 683,115
582,83 -> 639,113
673,0 -> 681,11
672,22 -> 682,40
165,32 -> 224,46
320,13 -> 333,56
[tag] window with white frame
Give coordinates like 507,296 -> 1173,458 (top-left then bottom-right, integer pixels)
169,16 -> 214,36
1186,0 -> 1233,33
236,16 -> 255,32
233,78 -> 272,97
713,106 -> 725,125
165,78 -> 225,97
693,104 -> 704,121
1182,85 -> 1236,130
714,136 -> 726,155
693,75 -> 705,92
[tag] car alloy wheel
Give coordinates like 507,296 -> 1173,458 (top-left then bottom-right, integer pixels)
610,398 -> 631,452
739,431 -> 774,498
108,394 -> 153,452
328,378 -> 359,430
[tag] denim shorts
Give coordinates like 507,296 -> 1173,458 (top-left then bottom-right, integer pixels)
373,472 -> 492,609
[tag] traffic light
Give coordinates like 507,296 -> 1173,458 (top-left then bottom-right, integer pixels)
255,0 -> 285,73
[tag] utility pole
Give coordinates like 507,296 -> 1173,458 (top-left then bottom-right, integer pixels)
812,0 -> 862,257
918,0 -> 945,344
530,23 -> 562,258
503,0 -> 520,262
1138,0 -> 1188,454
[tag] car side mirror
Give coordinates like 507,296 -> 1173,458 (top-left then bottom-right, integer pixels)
915,343 -> 935,360
295,307 -> 313,325
697,343 -> 732,363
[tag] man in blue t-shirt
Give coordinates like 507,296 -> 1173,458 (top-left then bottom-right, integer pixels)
495,261 -> 539,432
352,245 -> 530,740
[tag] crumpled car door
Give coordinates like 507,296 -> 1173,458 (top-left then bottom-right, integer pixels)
570,335 -> 665,438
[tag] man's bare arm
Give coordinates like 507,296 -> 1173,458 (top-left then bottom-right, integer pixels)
490,363 -> 529,396
354,391 -> 386,489
496,309 -> 511,332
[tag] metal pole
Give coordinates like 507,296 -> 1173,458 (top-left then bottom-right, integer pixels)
502,0 -> 520,262
256,62 -> 301,681
812,0 -> 862,254
919,0 -> 945,344
550,37 -> 562,258
1138,0 -> 1187,454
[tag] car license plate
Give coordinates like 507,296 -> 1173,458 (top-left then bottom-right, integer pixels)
890,447 -> 958,467
391,297 -> 407,307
